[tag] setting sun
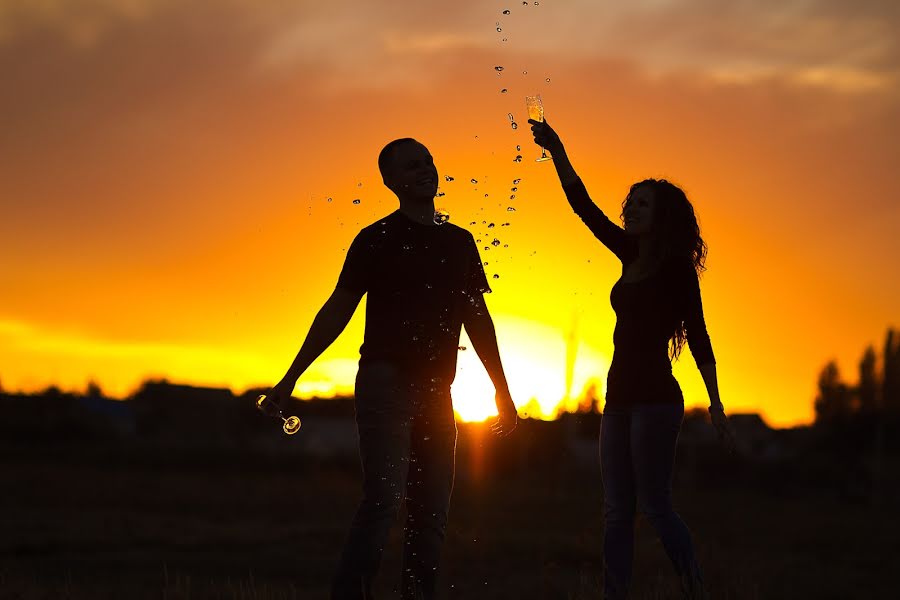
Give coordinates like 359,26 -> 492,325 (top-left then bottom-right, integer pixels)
451,315 -> 608,422
1,0 -> 898,430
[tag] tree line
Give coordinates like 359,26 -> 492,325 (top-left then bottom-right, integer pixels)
815,327 -> 900,424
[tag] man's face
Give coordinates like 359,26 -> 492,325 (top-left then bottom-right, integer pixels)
384,142 -> 439,200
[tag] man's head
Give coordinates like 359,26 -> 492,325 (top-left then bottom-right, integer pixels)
378,138 -> 439,201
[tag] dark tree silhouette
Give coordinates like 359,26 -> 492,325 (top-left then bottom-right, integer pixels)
857,345 -> 879,415
883,328 -> 900,415
86,380 -> 104,400
814,328 -> 900,425
814,360 -> 852,424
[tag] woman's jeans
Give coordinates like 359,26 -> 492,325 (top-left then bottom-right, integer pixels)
331,364 -> 457,600
600,402 -> 703,599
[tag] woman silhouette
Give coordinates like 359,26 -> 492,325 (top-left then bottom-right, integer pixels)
529,118 -> 735,599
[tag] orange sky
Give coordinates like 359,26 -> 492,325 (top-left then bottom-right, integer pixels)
2,0 -> 899,427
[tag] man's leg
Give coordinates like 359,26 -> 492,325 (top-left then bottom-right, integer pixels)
401,400 -> 457,600
600,405 -> 636,600
332,368 -> 413,600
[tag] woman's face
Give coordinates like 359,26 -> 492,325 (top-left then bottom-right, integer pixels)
623,185 -> 656,235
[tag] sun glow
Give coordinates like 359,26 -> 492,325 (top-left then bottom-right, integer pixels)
451,315 -> 608,422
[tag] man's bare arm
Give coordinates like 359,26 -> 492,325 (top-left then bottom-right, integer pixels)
463,293 -> 516,434
278,287 -> 364,389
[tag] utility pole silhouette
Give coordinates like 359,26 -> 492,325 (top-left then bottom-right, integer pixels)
565,310 -> 579,408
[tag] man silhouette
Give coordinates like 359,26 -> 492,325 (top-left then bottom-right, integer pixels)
266,138 -> 517,599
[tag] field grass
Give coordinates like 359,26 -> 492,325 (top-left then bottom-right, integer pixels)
1,439 -> 895,599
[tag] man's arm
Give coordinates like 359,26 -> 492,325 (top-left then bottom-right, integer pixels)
273,287 -> 363,396
462,293 -> 516,434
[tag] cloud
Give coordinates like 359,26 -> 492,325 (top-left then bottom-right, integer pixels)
495,0 -> 900,95
2,0 -> 897,96
0,0 -> 165,46
0,316 -> 254,362
0,314 -> 276,396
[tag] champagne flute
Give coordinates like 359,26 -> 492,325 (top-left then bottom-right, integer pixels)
525,94 -> 552,162
256,394 -> 302,435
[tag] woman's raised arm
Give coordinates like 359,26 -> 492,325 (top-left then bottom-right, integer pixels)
529,118 -> 632,262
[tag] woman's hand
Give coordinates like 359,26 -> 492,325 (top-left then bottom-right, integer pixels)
528,118 -> 564,156
709,406 -> 736,454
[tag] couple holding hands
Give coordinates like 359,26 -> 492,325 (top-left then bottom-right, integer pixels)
264,115 -> 735,599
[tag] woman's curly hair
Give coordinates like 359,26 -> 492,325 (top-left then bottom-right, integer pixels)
621,179 -> 708,361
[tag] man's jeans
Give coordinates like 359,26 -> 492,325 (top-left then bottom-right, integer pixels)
600,403 -> 704,599
332,363 -> 457,600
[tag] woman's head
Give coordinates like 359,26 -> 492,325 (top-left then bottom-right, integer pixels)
621,178 -> 707,274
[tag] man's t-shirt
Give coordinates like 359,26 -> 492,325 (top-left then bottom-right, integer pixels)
336,210 -> 491,384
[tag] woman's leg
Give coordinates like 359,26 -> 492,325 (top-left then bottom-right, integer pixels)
600,405 -> 636,599
631,403 -> 704,598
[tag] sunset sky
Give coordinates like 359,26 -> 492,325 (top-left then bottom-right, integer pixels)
2,0 -> 898,427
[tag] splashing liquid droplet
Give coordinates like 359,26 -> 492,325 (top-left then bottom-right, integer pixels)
507,112 -> 514,121
488,222 -> 495,228
433,209 -> 450,225
327,197 -> 333,203
503,9 -> 511,15
495,66 -> 504,72
511,187 -> 518,192
522,70 -> 528,75
511,122 -> 518,130
513,178 -> 521,184
502,37 -> 508,42
545,77 -> 551,82
510,194 -> 516,200
444,175 -> 455,182
470,178 -> 478,184
513,155 -> 522,162
492,238 -> 501,246
357,182 -> 363,187
352,199 -> 361,205
496,23 -> 502,32
507,206 -> 517,212
493,273 -> 500,279
501,88 -> 508,94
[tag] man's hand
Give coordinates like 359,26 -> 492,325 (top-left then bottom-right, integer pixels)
489,391 -> 518,437
263,378 -> 296,415
709,405 -> 736,455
